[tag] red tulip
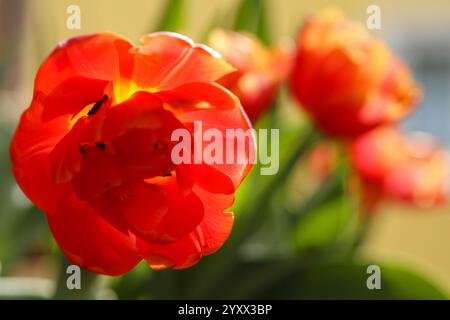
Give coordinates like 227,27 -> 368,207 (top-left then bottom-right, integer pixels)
208,30 -> 293,123
350,127 -> 450,210
10,32 -> 255,275
289,8 -> 420,137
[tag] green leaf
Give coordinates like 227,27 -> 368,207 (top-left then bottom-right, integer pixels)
233,0 -> 270,44
260,262 -> 448,299
52,256 -> 99,300
111,261 -> 152,300
293,195 -> 353,252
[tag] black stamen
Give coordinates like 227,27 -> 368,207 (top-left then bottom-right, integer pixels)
164,172 -> 173,177
79,144 -> 88,154
95,142 -> 106,150
153,140 -> 167,152
88,94 -> 108,116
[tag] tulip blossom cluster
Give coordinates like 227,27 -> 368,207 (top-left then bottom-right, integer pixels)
288,9 -> 449,208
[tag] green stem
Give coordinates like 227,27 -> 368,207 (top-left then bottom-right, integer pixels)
349,162 -> 376,256
233,0 -> 270,44
286,169 -> 342,228
155,0 -> 185,32
350,214 -> 374,254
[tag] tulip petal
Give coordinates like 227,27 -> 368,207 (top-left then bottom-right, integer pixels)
91,178 -> 204,245
101,91 -> 165,139
177,106 -> 254,189
47,192 -> 141,276
156,82 -> 236,110
192,186 -> 235,255
49,110 -> 106,184
10,102 -> 71,213
35,33 -> 135,95
102,91 -> 185,179
138,186 -> 234,269
41,76 -> 111,121
71,146 -> 127,200
158,82 -> 254,189
133,32 -> 234,90
177,164 -> 235,195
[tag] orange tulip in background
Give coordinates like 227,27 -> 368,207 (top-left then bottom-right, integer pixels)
289,8 -> 421,137
209,29 -> 293,123
10,32 -> 255,275
350,127 -> 450,211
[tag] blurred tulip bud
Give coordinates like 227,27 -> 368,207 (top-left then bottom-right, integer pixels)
290,8 -> 421,137
209,29 -> 294,123
350,127 -> 450,210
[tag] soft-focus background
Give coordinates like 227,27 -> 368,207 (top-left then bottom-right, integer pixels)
1,0 -> 450,299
